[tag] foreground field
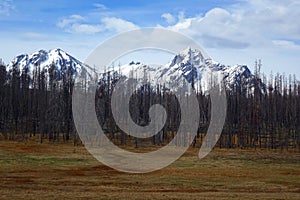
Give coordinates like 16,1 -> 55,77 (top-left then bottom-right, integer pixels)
0,140 -> 299,200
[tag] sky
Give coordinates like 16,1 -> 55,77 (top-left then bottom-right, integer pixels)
0,0 -> 300,77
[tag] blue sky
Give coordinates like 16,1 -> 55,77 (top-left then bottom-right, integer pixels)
1,0 -> 300,77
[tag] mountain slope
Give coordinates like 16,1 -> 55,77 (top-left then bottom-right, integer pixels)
6,48 -> 255,92
7,49 -> 95,81
118,48 -> 254,92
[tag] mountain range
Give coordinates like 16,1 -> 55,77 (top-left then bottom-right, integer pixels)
6,48 -> 254,91
118,48 -> 254,91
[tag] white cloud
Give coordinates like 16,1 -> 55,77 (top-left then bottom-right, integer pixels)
93,3 -> 107,10
272,40 -> 300,50
178,11 -> 186,22
162,0 -> 300,49
101,17 -> 138,33
161,13 -> 175,24
0,0 -> 14,15
235,0 -> 300,40
70,24 -> 104,34
57,15 -> 138,34
168,16 -> 194,32
57,15 -> 85,28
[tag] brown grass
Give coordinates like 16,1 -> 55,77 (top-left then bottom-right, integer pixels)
0,139 -> 299,199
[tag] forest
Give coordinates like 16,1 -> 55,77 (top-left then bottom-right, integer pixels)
0,59 -> 299,151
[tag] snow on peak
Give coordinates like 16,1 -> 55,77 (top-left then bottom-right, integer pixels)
117,48 -> 254,92
6,47 -> 254,92
169,47 -> 206,68
7,48 -> 97,81
5,48 -> 102,90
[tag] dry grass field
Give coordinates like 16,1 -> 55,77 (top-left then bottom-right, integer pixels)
0,139 -> 299,199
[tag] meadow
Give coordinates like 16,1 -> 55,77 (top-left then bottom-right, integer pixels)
0,139 -> 299,199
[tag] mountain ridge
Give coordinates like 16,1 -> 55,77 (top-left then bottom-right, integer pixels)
6,48 -> 255,91
117,47 -> 254,91
7,48 -> 96,81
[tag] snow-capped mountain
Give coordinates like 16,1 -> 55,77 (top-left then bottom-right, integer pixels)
7,49 -> 95,81
118,48 -> 254,92
6,47 -> 254,92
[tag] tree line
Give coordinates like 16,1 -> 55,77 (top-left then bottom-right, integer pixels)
0,59 -> 299,151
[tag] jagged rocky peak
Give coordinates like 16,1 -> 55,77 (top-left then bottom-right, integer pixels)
169,47 -> 206,67
6,47 -> 256,92
117,47 -> 255,91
